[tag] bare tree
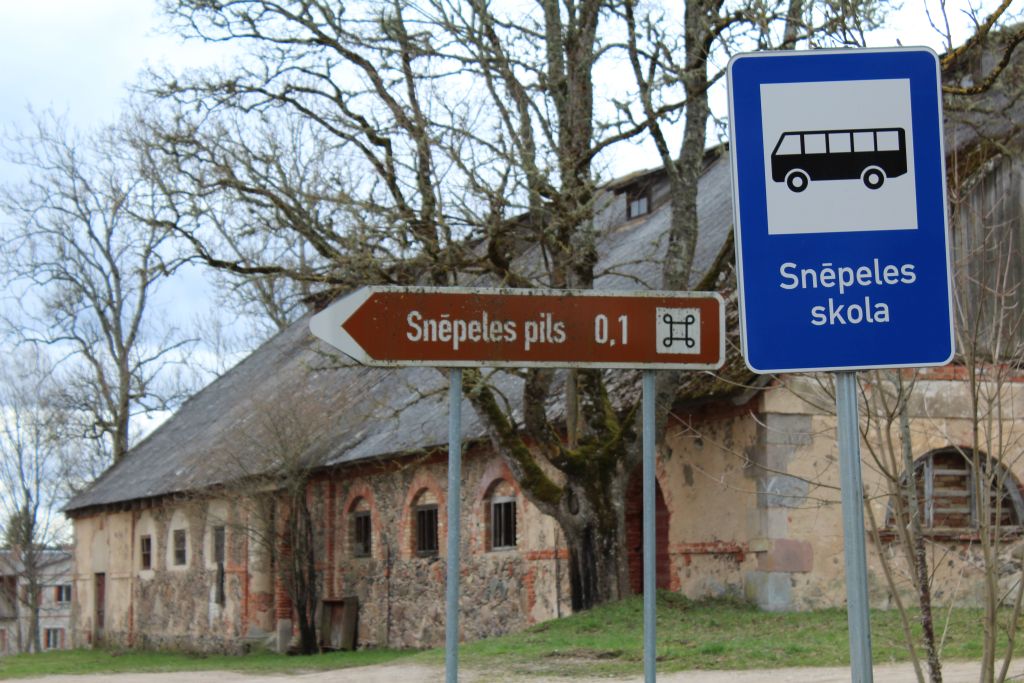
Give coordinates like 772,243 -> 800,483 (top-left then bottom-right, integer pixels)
139,0 -> 895,609
0,348 -> 71,653
209,400 -> 332,655
0,111 -> 194,466
132,108 -> 328,339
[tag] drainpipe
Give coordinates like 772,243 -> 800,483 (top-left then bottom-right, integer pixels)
385,539 -> 392,647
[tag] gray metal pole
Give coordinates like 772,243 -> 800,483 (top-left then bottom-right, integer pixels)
835,371 -> 873,683
445,368 -> 462,683
642,370 -> 657,682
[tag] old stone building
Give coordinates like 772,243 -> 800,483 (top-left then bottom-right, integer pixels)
64,38 -> 1024,653
0,549 -> 74,655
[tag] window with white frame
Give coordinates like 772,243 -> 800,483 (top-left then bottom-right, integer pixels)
55,584 -> 72,604
626,188 -> 651,219
490,497 -> 517,550
44,628 -> 63,650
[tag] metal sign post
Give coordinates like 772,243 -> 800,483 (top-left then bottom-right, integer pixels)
642,371 -> 657,682
446,368 -> 462,683
311,286 -> 725,681
836,371 -> 872,682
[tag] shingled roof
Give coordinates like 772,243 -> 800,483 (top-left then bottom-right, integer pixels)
64,150 -> 741,515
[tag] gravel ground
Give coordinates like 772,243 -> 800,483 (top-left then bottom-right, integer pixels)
21,659 -> 1024,682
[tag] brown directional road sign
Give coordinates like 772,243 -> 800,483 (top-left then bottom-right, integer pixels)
310,286 -> 725,370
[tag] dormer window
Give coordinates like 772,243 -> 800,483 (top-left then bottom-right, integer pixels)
627,189 -> 650,219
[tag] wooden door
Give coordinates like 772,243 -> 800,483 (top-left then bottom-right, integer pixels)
94,573 -> 106,645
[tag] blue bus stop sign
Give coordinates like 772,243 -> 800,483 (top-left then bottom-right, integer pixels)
727,47 -> 954,373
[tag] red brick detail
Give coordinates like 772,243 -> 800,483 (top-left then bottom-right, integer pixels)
472,460 -> 521,552
274,572 -> 294,619
671,541 -> 748,563
339,483 -> 381,563
522,549 -> 570,561
625,468 -> 670,594
523,566 -> 537,622
249,592 -> 274,618
873,364 -> 1024,383
399,472 -> 447,560
756,539 -> 813,573
325,480 -> 336,594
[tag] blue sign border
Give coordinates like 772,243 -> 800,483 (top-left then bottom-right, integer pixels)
728,47 -> 954,373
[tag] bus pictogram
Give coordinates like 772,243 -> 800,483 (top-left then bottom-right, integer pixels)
771,127 -> 907,192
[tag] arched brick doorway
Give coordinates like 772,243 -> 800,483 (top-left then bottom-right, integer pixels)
625,468 -> 670,594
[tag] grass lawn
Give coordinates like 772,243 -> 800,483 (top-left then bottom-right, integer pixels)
0,646 -> 414,679
0,594 -> 1002,679
418,592 -> 998,678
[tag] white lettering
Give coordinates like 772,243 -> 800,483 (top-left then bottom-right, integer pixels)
779,263 -> 799,289
406,310 -> 423,341
811,305 -> 826,326
404,311 -> 519,350
810,297 -> 892,326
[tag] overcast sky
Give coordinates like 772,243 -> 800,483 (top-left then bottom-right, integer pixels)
0,1 -> 220,131
0,0 -> 982,147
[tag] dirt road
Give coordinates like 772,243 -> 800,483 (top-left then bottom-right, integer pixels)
23,659 -> 1024,682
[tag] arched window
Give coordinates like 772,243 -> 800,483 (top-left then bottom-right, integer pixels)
886,447 -> 1024,532
166,509 -> 190,570
410,489 -> 439,557
484,480 -> 517,551
348,497 -> 372,558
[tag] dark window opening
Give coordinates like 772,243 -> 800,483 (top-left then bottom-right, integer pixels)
213,526 -> 226,606
627,189 -> 651,219
173,529 -> 187,566
491,498 -> 517,550
140,535 -> 152,570
353,511 -> 372,557
0,578 -> 15,619
415,505 -> 439,557
55,584 -> 72,603
94,573 -> 105,634
213,526 -> 226,564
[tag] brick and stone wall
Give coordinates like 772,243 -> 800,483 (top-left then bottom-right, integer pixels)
69,375 -> 1024,652
70,446 -> 571,652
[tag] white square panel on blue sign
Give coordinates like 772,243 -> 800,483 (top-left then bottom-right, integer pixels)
727,47 -> 954,373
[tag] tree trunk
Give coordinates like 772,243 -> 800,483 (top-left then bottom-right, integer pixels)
563,513 -> 628,610
900,407 -> 941,682
555,471 -> 631,610
291,493 -> 319,655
